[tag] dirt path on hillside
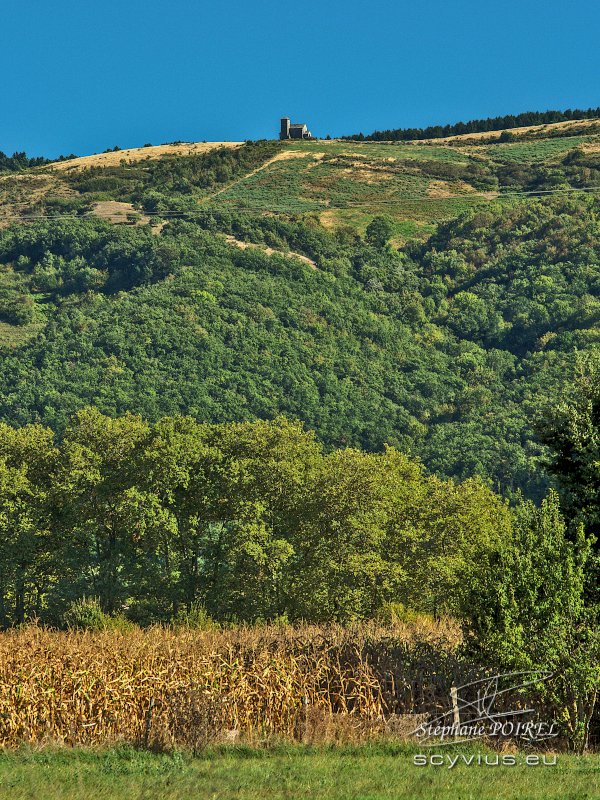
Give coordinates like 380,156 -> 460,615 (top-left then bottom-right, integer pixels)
224,235 -> 317,269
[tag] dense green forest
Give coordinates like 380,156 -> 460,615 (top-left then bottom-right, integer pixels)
0,410 -> 510,626
0,401 -> 594,628
0,137 -> 597,611
0,195 -> 598,499
344,107 -> 600,141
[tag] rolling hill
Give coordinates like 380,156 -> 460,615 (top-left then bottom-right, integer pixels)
0,121 -> 598,499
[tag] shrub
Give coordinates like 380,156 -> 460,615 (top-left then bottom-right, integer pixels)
376,601 -> 435,628
64,597 -> 110,631
173,603 -> 219,631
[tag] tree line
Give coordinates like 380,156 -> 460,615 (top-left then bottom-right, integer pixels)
0,353 -> 597,626
0,151 -> 77,174
0,409 -> 512,627
344,107 -> 600,142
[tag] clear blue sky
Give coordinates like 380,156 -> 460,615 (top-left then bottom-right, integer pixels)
2,0 -> 599,157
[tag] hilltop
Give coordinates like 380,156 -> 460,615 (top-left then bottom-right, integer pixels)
3,117 -> 600,241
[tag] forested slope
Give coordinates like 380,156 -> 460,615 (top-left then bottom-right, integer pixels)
0,188 -> 597,498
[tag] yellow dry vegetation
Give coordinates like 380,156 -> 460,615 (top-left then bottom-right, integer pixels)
581,139 -> 600,153
91,201 -> 149,225
0,620 -> 460,748
427,179 -> 478,198
339,163 -> 395,184
47,141 -> 243,172
319,210 -> 337,229
274,150 -> 326,162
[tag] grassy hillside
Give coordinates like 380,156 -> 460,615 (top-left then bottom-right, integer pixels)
5,123 -> 599,241
3,122 -> 600,239
0,126 -> 598,498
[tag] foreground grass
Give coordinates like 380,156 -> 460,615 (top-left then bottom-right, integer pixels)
0,745 -> 598,800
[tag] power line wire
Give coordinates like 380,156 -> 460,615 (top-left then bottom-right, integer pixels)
1,185 -> 600,221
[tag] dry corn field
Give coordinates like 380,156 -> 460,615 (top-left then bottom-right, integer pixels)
0,620 -> 468,750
